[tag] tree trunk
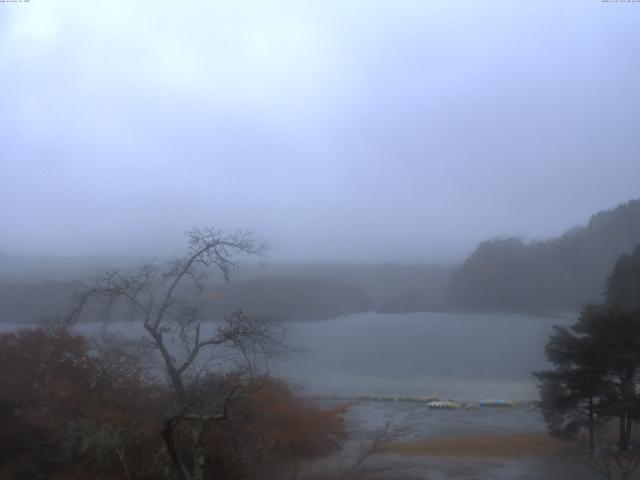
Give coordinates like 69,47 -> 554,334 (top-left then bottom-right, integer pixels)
162,419 -> 191,480
290,450 -> 299,480
192,446 -> 205,480
192,424 -> 207,480
588,395 -> 594,452
619,413 -> 631,451
619,373 -> 635,451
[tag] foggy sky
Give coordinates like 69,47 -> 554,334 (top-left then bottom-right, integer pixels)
1,1 -> 639,263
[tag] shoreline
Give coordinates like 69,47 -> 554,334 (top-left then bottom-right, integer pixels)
383,432 -> 567,459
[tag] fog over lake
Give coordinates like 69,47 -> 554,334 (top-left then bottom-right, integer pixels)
2,2 -> 639,477
273,312 -> 573,401
1,311 -> 572,402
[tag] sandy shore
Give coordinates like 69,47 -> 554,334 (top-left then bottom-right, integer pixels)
383,432 -> 568,459
311,399 -> 603,480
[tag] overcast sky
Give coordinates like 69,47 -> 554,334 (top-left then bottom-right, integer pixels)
1,0 -> 639,262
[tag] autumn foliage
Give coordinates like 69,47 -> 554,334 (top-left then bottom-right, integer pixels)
0,327 -> 165,479
0,328 -> 347,479
202,380 -> 348,479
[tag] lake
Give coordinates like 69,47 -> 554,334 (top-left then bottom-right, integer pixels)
272,311 -> 572,401
3,311 -> 596,479
1,311 -> 573,402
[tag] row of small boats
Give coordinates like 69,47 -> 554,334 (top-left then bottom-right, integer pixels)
427,399 -> 517,409
312,394 -> 518,408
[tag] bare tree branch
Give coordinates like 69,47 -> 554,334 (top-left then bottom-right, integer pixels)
67,227 -> 281,480
343,423 -> 412,479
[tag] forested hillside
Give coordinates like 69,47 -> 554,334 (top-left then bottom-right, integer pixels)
0,261 -> 452,323
448,199 -> 640,310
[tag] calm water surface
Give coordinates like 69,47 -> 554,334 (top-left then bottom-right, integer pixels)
1,311 -> 572,402
4,311 -> 595,479
272,311 -> 572,401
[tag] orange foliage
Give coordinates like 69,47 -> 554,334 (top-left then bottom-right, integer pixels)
0,327 -> 165,479
201,379 -> 348,479
0,329 -> 349,480
245,380 -> 348,460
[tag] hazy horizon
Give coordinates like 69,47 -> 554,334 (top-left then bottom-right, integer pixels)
2,1 -> 639,263
0,195 -> 636,266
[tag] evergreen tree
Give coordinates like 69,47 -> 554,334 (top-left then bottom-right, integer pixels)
534,321 -> 609,451
535,305 -> 640,451
607,244 -> 640,309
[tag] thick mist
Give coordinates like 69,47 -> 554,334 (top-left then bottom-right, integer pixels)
3,3 -> 640,480
1,0 -> 639,262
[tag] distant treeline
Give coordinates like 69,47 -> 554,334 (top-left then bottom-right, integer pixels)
0,262 -> 453,323
205,276 -> 372,321
8,200 -> 636,321
448,199 -> 640,311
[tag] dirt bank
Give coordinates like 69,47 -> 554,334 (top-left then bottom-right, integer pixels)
383,432 -> 568,459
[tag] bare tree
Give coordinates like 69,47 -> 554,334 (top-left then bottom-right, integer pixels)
342,423 -> 412,479
69,227 -> 287,480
